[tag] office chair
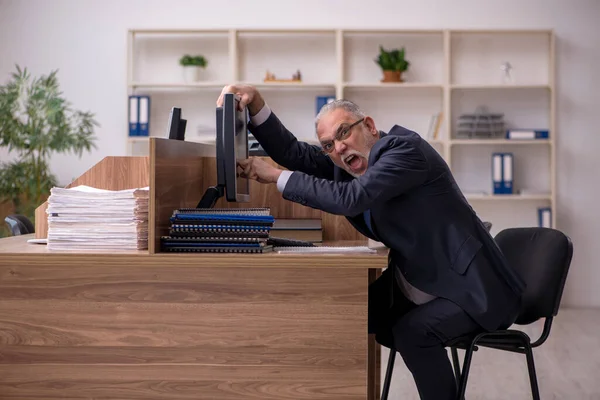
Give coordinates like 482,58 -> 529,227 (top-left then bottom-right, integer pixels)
4,214 -> 35,236
380,227 -> 573,400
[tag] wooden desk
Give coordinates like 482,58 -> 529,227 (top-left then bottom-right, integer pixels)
0,235 -> 387,400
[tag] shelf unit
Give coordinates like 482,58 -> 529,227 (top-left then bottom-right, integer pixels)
127,28 -> 556,231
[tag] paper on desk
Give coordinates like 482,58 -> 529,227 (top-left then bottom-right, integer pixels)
46,185 -> 149,251
275,246 -> 376,254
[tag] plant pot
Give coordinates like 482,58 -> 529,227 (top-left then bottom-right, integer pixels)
381,70 -> 403,83
182,66 -> 201,83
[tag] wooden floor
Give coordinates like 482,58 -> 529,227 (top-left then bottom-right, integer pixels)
382,307 -> 600,400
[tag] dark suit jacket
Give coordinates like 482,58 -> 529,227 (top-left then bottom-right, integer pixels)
249,112 -> 526,348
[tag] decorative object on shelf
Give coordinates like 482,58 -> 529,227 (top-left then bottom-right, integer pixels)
0,65 -> 98,231
263,69 -> 302,83
374,46 -> 410,83
500,61 -> 514,84
456,106 -> 505,138
179,54 -> 207,83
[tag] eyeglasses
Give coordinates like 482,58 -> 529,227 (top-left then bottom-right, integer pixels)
320,118 -> 365,154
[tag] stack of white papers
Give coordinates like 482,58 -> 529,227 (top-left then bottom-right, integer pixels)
46,185 -> 149,251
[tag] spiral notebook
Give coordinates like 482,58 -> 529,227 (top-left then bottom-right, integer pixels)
171,215 -> 275,226
161,236 -> 266,244
162,207 -> 274,253
162,244 -> 274,253
162,241 -> 272,253
173,207 -> 271,216
170,224 -> 271,234
169,230 -> 270,239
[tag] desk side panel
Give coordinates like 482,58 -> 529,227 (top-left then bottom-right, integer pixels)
0,261 -> 368,399
34,156 -> 150,239
150,138 -> 214,253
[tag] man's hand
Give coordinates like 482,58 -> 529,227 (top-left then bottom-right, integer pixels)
237,158 -> 282,184
217,84 -> 265,116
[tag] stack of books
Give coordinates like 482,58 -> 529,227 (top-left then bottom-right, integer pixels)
46,185 -> 149,251
160,207 -> 275,253
270,218 -> 322,243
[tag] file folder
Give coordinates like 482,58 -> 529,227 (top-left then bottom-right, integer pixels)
538,207 -> 552,228
138,95 -> 150,137
502,153 -> 514,194
506,129 -> 549,140
128,95 -> 139,136
316,95 -> 335,115
492,153 -> 503,194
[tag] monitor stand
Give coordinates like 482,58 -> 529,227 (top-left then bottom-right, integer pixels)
197,184 -> 225,208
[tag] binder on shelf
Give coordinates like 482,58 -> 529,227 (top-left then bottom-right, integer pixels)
138,95 -> 150,137
506,129 -> 549,140
502,152 -> 513,194
128,95 -> 139,136
316,95 -> 335,115
492,153 -> 503,194
537,207 -> 552,228
432,112 -> 443,140
491,152 -> 514,194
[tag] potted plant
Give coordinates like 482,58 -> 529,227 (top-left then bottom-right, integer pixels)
374,46 -> 410,83
0,65 -> 98,235
179,54 -> 208,83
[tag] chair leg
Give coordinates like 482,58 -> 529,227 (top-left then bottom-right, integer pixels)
524,344 -> 541,400
456,342 -> 476,399
381,349 -> 396,400
451,347 -> 461,381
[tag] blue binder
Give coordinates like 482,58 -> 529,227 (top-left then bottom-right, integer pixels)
316,95 -> 335,115
128,95 -> 139,136
138,95 -> 150,137
491,152 -> 514,194
537,207 -> 552,228
506,129 -> 549,140
502,152 -> 513,194
492,153 -> 503,194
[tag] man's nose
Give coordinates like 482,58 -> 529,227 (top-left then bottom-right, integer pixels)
334,140 -> 347,155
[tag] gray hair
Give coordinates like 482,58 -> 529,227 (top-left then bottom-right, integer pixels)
315,99 -> 365,125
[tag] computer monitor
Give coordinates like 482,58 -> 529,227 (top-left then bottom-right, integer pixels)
165,107 -> 187,141
196,93 -> 250,208
223,93 -> 250,202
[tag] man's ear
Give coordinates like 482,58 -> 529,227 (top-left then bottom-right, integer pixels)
364,116 -> 377,136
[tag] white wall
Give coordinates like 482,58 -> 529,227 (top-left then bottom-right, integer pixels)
1,0 -> 599,308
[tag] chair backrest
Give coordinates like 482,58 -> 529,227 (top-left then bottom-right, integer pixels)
4,214 -> 35,236
494,227 -> 573,325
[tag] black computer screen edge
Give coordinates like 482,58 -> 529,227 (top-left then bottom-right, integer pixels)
223,93 -> 250,203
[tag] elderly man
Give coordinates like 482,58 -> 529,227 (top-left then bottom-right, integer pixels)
218,84 -> 525,400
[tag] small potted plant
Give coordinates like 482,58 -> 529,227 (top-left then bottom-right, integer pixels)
374,46 -> 410,83
179,54 -> 208,83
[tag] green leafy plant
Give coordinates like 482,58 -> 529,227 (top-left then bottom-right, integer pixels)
374,46 -> 410,72
0,65 -> 98,232
179,54 -> 208,68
